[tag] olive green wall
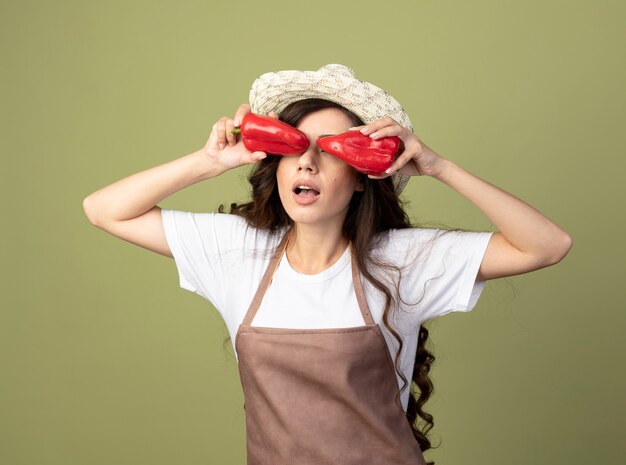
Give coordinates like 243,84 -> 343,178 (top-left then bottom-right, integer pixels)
2,0 -> 624,464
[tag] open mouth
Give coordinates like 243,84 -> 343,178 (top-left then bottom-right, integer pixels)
293,186 -> 321,197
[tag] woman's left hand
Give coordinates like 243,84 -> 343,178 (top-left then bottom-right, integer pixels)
348,117 -> 447,179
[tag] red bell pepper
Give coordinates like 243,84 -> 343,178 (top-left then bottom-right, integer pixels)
231,113 -> 310,156
316,131 -> 402,176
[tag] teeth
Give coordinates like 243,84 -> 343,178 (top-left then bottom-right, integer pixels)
294,185 -> 320,195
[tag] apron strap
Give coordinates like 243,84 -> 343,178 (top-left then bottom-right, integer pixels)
242,228 -> 291,326
350,242 -> 376,326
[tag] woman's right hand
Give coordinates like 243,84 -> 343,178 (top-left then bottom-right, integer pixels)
201,103 -> 279,172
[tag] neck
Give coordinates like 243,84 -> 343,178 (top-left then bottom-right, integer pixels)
285,223 -> 349,275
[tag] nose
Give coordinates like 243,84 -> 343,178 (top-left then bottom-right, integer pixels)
297,145 -> 320,173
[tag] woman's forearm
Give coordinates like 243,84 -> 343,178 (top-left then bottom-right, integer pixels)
433,159 -> 572,260
83,149 -> 222,224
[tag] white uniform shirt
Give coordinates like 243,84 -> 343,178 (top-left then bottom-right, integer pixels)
161,209 -> 494,412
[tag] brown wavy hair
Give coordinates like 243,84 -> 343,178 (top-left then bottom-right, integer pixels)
219,98 -> 465,464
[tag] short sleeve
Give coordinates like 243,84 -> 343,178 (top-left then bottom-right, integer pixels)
380,228 -> 494,324
160,209 -> 250,308
445,231 -> 493,310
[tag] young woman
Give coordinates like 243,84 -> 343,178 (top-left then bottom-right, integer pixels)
83,64 -> 572,465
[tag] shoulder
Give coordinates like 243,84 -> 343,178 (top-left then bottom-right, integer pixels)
377,227 -> 491,248
211,213 -> 288,251
161,210 -> 287,252
370,227 -> 493,269
372,227 -> 447,256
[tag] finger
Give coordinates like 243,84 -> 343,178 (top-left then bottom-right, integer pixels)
225,119 -> 236,146
217,118 -> 227,149
208,124 -> 218,149
347,125 -> 365,131
368,125 -> 402,139
244,150 -> 267,165
367,172 -> 390,180
385,150 -> 414,174
252,151 -> 267,161
358,116 -> 397,135
233,103 -> 251,127
268,111 -> 278,119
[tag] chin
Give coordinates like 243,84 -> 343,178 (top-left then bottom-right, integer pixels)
285,207 -> 349,229
284,210 -> 321,225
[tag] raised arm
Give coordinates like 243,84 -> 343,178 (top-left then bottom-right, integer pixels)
82,103 -> 270,257
349,117 -> 573,282
431,159 -> 572,281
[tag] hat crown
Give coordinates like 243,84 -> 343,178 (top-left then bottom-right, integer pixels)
317,64 -> 356,79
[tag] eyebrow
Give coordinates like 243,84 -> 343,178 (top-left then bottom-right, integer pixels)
317,134 -> 336,138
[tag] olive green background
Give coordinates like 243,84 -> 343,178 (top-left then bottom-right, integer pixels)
2,0 -> 624,464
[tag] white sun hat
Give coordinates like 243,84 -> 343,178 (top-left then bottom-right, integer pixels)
248,63 -> 412,195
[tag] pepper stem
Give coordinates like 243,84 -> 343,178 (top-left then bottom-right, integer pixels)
231,128 -> 241,135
